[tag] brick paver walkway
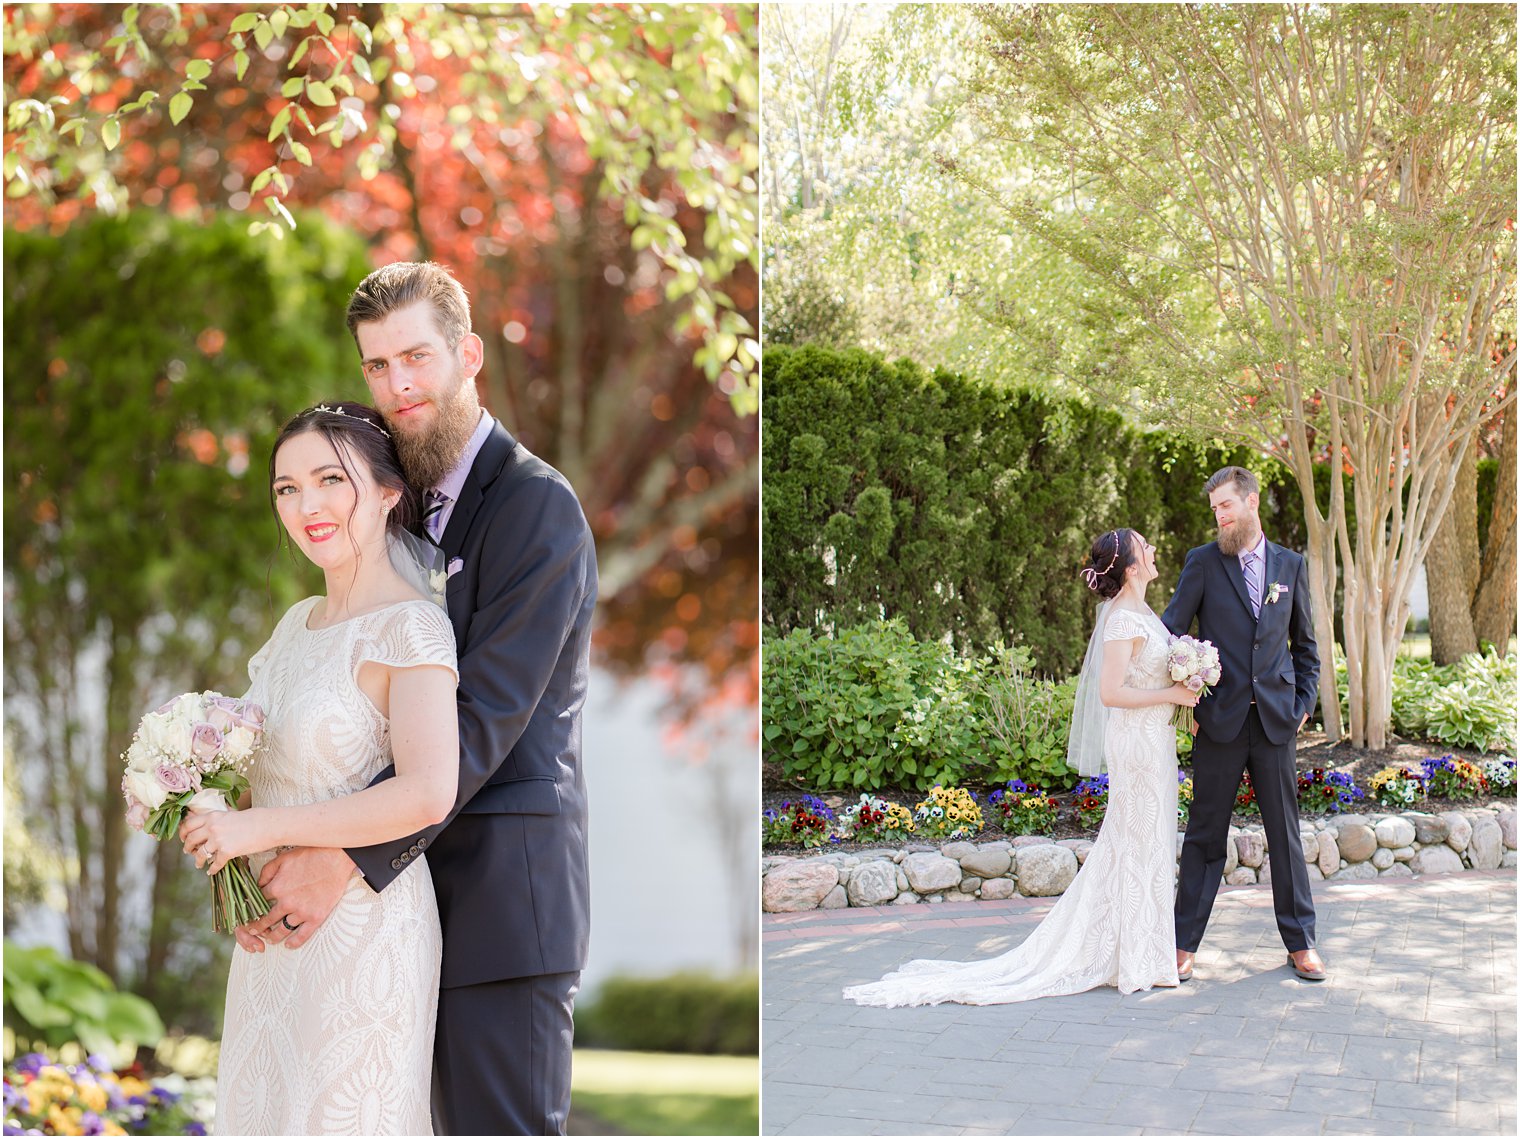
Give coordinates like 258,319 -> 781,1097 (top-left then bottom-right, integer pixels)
762,870 -> 1516,1135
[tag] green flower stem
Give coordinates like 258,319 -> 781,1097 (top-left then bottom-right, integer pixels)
210,856 -> 270,934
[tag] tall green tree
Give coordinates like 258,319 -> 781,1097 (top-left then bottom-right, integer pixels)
937,3 -> 1516,748
4,212 -> 366,1021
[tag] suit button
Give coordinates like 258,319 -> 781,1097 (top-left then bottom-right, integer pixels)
1254,642 -> 1260,649
391,858 -> 404,870
1252,675 -> 1258,683
417,837 -> 428,849
409,845 -> 421,857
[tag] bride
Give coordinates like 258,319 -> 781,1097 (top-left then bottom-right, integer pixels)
179,401 -> 456,1134
843,528 -> 1199,1007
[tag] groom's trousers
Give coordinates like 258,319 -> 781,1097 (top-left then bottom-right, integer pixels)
1175,705 -> 1316,954
432,970 -> 580,1136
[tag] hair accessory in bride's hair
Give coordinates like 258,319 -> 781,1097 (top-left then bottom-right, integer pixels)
307,403 -> 391,438
1080,530 -> 1122,592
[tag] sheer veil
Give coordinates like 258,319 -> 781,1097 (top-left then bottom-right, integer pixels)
1066,599 -> 1112,777
387,528 -> 449,613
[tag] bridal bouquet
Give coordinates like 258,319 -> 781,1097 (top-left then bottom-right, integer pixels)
1166,635 -> 1221,732
120,692 -> 271,933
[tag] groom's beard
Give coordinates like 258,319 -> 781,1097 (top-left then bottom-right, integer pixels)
391,383 -> 481,491
1216,515 -> 1262,556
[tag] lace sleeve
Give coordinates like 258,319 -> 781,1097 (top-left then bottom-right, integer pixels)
354,601 -> 459,684
1102,608 -> 1148,644
248,598 -> 315,686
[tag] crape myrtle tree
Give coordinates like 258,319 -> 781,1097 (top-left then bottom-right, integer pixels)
4,2 -> 761,692
939,3 -> 1514,748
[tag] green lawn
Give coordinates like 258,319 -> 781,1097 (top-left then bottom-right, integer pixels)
571,1049 -> 758,1136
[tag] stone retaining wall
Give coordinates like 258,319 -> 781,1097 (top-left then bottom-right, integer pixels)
761,805 -> 1518,912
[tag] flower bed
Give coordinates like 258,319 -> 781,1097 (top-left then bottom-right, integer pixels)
2,1052 -> 211,1136
762,802 -> 1518,912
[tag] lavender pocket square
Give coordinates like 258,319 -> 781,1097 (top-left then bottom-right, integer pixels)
447,557 -> 464,579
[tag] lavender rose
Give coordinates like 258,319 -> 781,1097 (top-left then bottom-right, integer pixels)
153,761 -> 197,795
190,723 -> 224,763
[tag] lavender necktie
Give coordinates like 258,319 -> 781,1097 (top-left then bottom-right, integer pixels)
424,490 -> 450,542
1242,549 -> 1262,618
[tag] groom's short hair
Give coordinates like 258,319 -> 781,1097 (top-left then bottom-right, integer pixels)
1204,465 -> 1259,499
346,262 -> 473,350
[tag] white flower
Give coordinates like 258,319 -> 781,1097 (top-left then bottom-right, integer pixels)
123,769 -> 169,812
429,569 -> 447,598
124,738 -> 157,774
184,788 -> 230,814
221,725 -> 257,762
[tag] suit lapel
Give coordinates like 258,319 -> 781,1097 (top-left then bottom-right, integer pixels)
1217,544 -> 1256,619
1260,541 -> 1284,620
439,419 -> 518,556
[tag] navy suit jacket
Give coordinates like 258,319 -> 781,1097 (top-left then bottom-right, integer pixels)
1161,539 -> 1319,747
348,419 -> 596,989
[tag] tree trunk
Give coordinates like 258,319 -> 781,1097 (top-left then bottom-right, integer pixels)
1474,405 -> 1517,653
1302,511 -> 1342,743
1426,440 -> 1480,664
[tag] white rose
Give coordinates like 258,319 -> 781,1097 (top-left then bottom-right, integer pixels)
184,789 -> 231,814
123,769 -> 169,812
173,695 -> 206,728
124,739 -> 156,774
221,726 -> 256,762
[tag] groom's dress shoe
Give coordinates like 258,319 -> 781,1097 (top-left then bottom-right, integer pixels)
1288,949 -> 1327,981
1176,951 -> 1194,983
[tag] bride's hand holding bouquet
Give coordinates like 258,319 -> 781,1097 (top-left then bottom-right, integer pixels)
121,691 -> 272,932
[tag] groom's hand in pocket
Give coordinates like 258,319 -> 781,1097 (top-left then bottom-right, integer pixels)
254,846 -> 357,950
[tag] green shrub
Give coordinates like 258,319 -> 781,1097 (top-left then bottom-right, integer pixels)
763,620 -> 1086,792
1337,647 -> 1517,752
3,942 -> 164,1058
575,973 -> 758,1056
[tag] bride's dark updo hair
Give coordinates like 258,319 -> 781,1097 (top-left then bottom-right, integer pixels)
1080,528 -> 1138,600
267,400 -> 422,537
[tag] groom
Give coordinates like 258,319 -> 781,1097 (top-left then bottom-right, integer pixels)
1162,466 -> 1325,983
248,261 -> 596,1134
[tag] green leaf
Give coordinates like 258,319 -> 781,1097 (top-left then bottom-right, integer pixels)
289,37 -> 310,69
101,118 -> 121,150
169,92 -> 193,125
270,9 -> 289,38
289,140 -> 312,166
254,21 -> 274,51
281,77 -> 304,98
229,12 -> 261,33
268,104 -> 291,141
185,59 -> 212,81
306,80 -> 335,107
250,167 -> 274,193
235,50 -> 249,81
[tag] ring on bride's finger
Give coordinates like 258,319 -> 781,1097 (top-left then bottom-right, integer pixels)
280,915 -> 300,932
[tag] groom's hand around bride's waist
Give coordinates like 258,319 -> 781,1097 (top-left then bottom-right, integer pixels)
240,847 -> 359,952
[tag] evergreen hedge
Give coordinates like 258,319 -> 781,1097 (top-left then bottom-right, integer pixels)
762,344 -> 1309,675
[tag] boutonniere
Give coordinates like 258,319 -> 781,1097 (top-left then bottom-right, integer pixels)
1266,581 -> 1287,605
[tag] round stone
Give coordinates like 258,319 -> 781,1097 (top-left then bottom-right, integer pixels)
980,878 -> 1018,900
1380,863 -> 1414,878
847,860 -> 901,907
1410,845 -> 1465,876
763,862 -> 840,912
891,892 -> 920,905
1223,827 -> 1240,877
1306,863 -> 1324,881
1316,831 -> 1340,878
1016,845 -> 1079,896
1502,851 -> 1517,870
1499,810 -> 1517,850
1391,846 -> 1415,862
1301,826 -> 1319,862
1235,830 -> 1267,868
1375,817 -> 1417,849
1330,861 -> 1378,881
903,852 -> 963,893
1371,848 -> 1395,870
1225,866 -> 1256,885
941,841 -> 978,861
820,885 -> 848,909
1439,812 -> 1472,852
895,866 -> 910,892
1468,818 -> 1504,870
1336,823 -> 1377,863
959,876 -> 983,893
960,849 -> 1013,878
1406,813 -> 1449,845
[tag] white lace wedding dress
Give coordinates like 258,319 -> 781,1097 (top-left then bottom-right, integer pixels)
843,606 -> 1179,1007
215,597 -> 456,1135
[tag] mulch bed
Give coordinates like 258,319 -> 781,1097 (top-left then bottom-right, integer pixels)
762,731 -> 1515,855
